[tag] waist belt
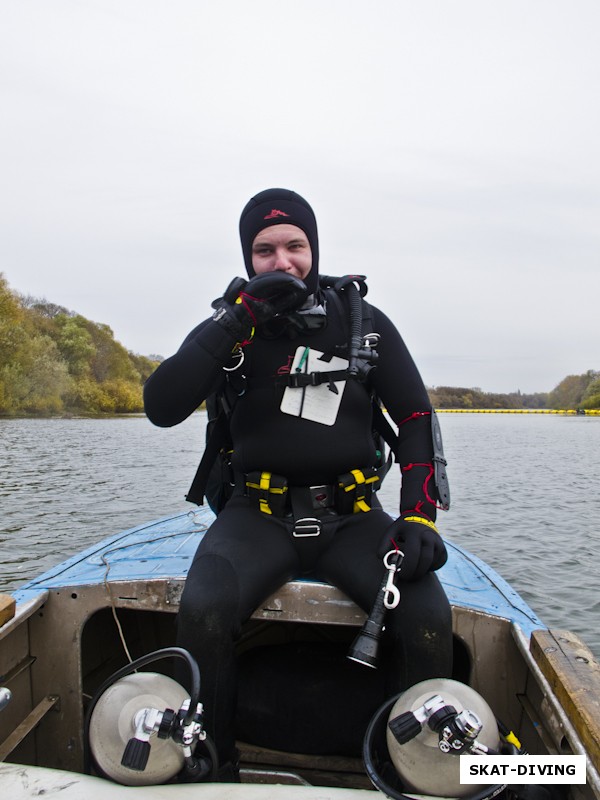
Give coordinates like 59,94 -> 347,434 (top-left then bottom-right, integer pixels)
243,468 -> 380,519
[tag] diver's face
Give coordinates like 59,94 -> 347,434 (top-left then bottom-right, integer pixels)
251,224 -> 312,281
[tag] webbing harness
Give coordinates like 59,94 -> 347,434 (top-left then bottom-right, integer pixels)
340,468 -> 380,513
186,275 -> 400,509
243,465 -> 382,518
245,471 -> 288,516
276,275 -> 379,391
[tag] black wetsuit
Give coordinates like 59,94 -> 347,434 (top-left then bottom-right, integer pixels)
144,288 -> 453,761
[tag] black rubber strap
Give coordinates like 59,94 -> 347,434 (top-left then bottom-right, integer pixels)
185,411 -> 230,505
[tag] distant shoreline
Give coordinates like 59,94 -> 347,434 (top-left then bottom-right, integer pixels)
3,408 -> 600,421
437,408 -> 600,415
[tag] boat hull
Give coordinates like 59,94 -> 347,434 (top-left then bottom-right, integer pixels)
1,506 -> 599,798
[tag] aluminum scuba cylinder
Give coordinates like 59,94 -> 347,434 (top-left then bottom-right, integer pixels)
363,678 -> 504,799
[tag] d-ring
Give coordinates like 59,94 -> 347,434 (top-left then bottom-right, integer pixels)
223,349 -> 245,371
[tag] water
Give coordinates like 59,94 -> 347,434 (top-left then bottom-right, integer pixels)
1,414 -> 599,657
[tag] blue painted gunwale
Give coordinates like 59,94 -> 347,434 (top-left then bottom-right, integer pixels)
11,506 -> 545,639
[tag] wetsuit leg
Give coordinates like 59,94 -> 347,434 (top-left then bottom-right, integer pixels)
176,496 -> 299,762
314,508 -> 453,694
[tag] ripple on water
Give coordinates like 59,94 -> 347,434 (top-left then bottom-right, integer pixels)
2,413 -> 599,657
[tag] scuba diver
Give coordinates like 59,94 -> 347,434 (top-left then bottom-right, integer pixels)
143,188 -> 453,780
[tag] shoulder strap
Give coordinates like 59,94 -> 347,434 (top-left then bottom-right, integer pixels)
185,404 -> 230,505
324,279 -> 399,460
186,275 -> 398,505
371,401 -> 399,457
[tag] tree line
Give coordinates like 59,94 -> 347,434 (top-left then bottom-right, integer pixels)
1,273 -> 598,415
429,371 -> 600,410
0,273 -> 159,415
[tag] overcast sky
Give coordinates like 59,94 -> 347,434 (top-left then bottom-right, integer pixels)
1,0 -> 598,393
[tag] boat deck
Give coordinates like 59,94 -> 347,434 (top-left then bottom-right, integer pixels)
12,506 -> 544,637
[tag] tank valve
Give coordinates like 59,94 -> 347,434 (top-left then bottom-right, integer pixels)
389,693 -> 491,755
121,700 -> 205,772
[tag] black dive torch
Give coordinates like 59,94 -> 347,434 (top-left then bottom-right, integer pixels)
347,549 -> 403,669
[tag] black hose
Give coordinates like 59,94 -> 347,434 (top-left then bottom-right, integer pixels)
345,280 -> 363,377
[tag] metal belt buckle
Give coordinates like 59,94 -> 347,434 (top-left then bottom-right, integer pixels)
309,484 -> 332,509
293,517 -> 322,537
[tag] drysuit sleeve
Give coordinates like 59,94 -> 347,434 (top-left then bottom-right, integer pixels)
143,317 -> 239,428
370,307 -> 441,521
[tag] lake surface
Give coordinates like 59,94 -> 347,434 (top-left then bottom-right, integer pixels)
1,413 -> 599,657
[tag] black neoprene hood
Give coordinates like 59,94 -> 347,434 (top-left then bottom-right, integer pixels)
239,188 -> 320,295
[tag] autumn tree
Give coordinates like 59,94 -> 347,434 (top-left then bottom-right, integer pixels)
548,370 -> 599,410
0,275 -> 160,416
581,376 -> 600,410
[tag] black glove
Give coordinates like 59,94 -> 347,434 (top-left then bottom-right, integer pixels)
378,513 -> 447,581
212,273 -> 309,343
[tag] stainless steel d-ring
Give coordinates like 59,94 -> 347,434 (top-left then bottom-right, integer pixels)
223,349 -> 245,372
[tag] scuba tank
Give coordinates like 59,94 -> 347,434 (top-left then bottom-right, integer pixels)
85,648 -> 216,786
363,678 -> 509,799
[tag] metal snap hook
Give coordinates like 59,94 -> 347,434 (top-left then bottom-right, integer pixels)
382,548 -> 403,609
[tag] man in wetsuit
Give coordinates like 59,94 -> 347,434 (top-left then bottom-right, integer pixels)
144,188 -> 452,777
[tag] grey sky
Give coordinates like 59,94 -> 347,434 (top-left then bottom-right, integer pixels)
1,0 -> 598,393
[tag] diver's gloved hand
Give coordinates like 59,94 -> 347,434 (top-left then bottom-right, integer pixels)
212,273 -> 308,343
378,513 -> 447,581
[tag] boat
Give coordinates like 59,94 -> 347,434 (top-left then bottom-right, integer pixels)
1,504 -> 599,798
